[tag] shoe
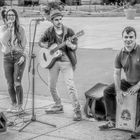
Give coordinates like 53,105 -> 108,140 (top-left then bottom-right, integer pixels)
45,104 -> 64,114
73,111 -> 82,121
99,121 -> 115,130
16,105 -> 24,114
7,104 -> 17,113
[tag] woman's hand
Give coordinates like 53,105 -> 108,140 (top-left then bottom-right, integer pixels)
16,56 -> 25,65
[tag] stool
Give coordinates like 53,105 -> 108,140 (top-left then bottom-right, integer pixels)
116,92 -> 137,131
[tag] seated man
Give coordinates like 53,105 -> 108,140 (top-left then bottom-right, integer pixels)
99,26 -> 140,138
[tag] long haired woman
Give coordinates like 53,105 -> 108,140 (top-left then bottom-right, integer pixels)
0,9 -> 28,113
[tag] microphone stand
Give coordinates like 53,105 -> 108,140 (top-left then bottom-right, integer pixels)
19,19 -> 56,132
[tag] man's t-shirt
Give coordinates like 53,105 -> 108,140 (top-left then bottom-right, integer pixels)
115,44 -> 140,84
55,32 -> 70,62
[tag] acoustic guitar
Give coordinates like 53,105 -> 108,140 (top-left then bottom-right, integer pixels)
39,30 -> 84,69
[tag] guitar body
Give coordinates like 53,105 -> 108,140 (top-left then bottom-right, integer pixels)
39,44 -> 62,68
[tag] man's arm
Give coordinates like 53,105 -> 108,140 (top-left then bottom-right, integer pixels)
66,28 -> 78,51
114,68 -> 124,104
114,68 -> 121,92
38,29 -> 49,49
38,41 -> 48,48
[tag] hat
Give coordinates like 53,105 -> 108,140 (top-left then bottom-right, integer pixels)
50,10 -> 63,20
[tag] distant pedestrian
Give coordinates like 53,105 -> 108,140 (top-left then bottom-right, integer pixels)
1,7 -> 7,24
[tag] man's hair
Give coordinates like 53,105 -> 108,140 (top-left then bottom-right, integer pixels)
122,26 -> 137,38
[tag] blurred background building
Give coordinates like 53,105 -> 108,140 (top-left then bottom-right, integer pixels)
0,0 -> 140,6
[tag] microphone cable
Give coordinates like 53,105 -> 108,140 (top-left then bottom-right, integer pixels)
36,63 -> 49,87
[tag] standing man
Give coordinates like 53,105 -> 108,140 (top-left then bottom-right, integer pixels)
38,10 -> 82,121
99,26 -> 140,136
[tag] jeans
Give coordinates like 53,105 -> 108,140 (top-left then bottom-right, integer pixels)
49,61 -> 81,112
3,51 -> 26,105
104,79 -> 140,127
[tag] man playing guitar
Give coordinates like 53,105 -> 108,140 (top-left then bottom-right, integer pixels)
38,10 -> 82,121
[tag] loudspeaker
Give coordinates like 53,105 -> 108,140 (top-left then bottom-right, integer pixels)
0,112 -> 7,132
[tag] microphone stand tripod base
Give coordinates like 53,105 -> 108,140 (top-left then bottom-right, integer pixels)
19,114 -> 56,132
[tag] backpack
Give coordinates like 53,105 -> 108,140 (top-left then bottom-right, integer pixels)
84,83 -> 107,121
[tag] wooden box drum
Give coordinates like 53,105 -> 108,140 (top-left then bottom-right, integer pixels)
116,92 -> 137,131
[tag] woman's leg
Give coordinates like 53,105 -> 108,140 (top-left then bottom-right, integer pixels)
14,57 -> 26,107
4,55 -> 17,105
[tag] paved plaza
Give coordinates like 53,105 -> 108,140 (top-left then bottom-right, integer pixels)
0,16 -> 140,139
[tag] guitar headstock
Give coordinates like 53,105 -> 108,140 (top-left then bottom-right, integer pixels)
71,30 -> 84,40
75,30 -> 84,38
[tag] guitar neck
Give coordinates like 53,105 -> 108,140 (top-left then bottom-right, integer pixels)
52,31 -> 83,52
53,42 -> 66,52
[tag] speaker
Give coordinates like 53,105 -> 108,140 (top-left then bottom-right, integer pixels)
0,112 -> 7,132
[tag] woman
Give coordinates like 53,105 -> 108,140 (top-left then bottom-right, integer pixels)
0,9 -> 27,113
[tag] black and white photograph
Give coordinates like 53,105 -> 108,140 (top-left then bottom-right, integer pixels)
0,0 -> 140,139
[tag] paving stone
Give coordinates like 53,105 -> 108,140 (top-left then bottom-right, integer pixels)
29,135 -> 68,140
0,130 -> 37,140
47,121 -> 131,140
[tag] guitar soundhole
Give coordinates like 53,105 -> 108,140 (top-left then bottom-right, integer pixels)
43,53 -> 47,61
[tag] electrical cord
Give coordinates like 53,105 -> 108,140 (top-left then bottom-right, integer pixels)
36,63 -> 49,87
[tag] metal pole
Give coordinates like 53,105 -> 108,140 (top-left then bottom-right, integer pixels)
11,0 -> 13,8
88,0 -> 92,15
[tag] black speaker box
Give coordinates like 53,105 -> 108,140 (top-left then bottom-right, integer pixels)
0,112 -> 7,132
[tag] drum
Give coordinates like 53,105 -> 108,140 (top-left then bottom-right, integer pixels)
116,92 -> 137,131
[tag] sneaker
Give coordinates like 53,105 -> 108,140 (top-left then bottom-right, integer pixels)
99,121 -> 115,130
7,104 -> 17,113
16,105 -> 24,114
73,111 -> 82,121
45,104 -> 64,114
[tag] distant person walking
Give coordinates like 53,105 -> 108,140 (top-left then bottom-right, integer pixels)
1,7 -> 7,24
0,9 -> 28,113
